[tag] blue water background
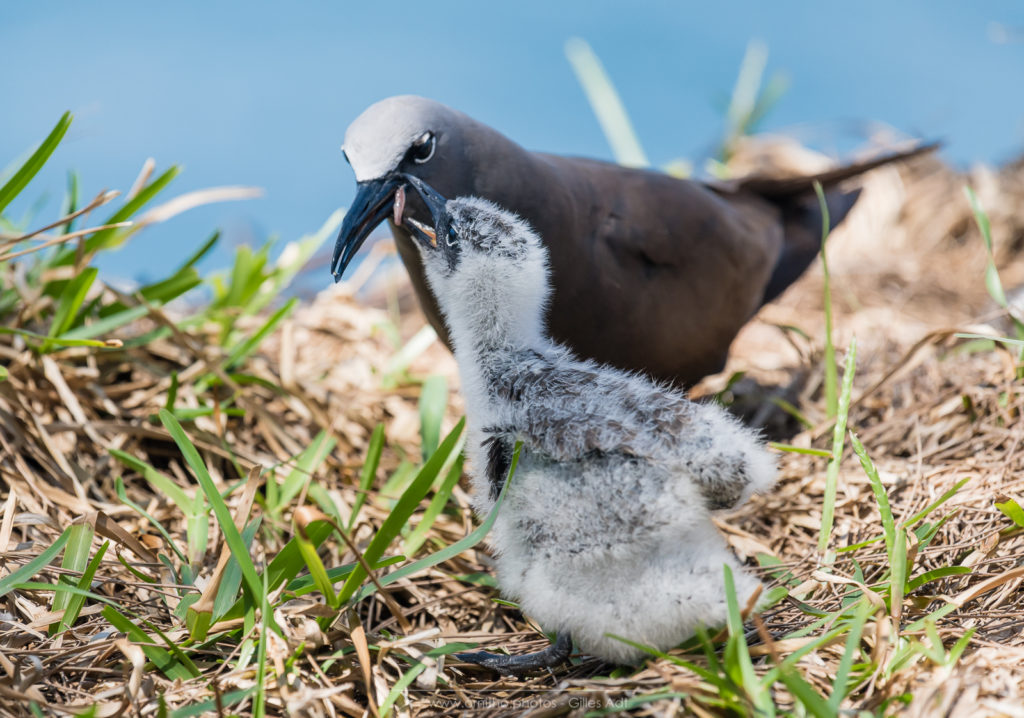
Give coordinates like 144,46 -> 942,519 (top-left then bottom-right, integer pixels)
2,1 -> 1022,282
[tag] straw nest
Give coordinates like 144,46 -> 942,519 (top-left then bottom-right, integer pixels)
2,138 -> 1024,717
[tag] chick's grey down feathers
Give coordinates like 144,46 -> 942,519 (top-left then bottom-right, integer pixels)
337,95 -> 936,386
408,192 -> 777,667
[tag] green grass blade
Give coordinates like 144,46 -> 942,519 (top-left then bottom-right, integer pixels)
159,409 -> 271,629
849,431 -> 894,555
212,519 -> 261,619
955,331 -> 1024,348
0,326 -> 115,350
720,40 -> 789,161
779,665 -> 831,718
840,478 -> 969,553
186,498 -> 209,567
179,230 -> 220,270
60,170 -> 79,233
947,628 -> 975,665
101,605 -> 198,680
904,601 -> 958,633
338,418 -> 465,604
110,449 -> 192,510
352,441 -> 520,604
827,599 -> 871,712
84,166 -> 181,253
378,643 -> 476,717
253,570 -> 271,718
294,519 -> 338,607
245,210 -> 341,316
915,511 -> 960,549
224,243 -> 268,311
60,304 -> 151,341
722,564 -> 770,714
223,297 -> 298,370
104,271 -> 201,319
814,181 -> 837,418
378,461 -> 417,506
138,268 -> 203,305
48,267 -> 98,339
907,566 -> 972,592
403,453 -> 464,557
57,540 -> 109,634
285,557 -> 401,596
48,522 -> 94,634
418,375 -> 448,462
747,72 -> 790,132
381,325 -> 439,387
770,397 -> 815,429
306,481 -> 343,526
769,443 -> 833,458
608,632 -> 731,689
0,112 -> 71,215
890,528 -> 908,621
165,371 -> 179,411
995,497 -> 1024,528
261,527 -> 333,589
114,479 -> 188,561
15,581 -> 120,609
274,431 -> 337,512
777,624 -> 852,671
168,689 -> 256,718
348,423 -> 385,530
905,478 -> 970,526
964,185 -> 1008,308
219,521 -> 335,622
819,336 -> 857,554
564,37 -> 649,168
0,528 -> 71,598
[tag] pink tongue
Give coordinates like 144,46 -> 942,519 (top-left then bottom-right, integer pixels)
393,185 -> 406,225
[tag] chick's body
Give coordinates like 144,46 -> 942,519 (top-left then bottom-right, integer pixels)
412,192 -> 776,664
465,346 -> 771,663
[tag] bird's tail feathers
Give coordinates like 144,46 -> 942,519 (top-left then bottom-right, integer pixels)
755,141 -> 941,305
759,185 -> 861,304
734,141 -> 940,198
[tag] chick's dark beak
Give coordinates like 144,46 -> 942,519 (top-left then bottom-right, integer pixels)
401,174 -> 450,236
400,174 -> 459,269
330,175 -> 402,281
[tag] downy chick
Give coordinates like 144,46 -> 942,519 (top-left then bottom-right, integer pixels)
397,174 -> 777,673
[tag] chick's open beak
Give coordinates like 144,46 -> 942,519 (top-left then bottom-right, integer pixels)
400,174 -> 451,245
405,216 -> 438,247
402,174 -> 449,228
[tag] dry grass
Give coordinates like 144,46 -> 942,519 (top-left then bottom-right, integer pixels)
2,141 -> 1024,717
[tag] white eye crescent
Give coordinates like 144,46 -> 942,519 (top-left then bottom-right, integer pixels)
411,132 -> 436,164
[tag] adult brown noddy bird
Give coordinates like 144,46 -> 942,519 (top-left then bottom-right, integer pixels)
331,95 -> 934,386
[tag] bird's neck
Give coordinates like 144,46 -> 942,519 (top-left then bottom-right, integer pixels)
439,289 -> 550,412
446,297 -> 547,360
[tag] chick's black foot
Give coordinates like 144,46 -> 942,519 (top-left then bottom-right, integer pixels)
455,632 -> 572,676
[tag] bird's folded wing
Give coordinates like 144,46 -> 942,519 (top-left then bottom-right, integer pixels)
489,394 -> 774,510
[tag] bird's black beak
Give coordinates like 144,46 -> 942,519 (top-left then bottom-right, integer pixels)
400,174 -> 459,268
330,175 -> 402,281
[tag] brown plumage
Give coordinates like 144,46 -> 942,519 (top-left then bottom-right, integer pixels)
332,96 -> 936,386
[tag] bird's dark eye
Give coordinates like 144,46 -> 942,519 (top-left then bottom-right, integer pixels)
410,132 -> 435,164
341,148 -> 351,165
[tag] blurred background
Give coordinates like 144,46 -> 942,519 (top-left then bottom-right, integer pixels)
2,1 -> 1023,284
